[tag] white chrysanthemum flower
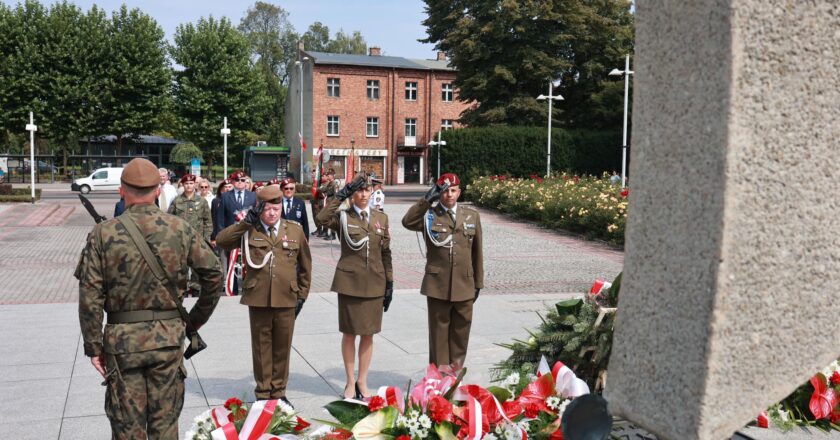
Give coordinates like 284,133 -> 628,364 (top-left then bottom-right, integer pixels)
504,372 -> 520,387
483,434 -> 499,440
557,400 -> 570,417
546,396 -> 562,410
419,414 -> 432,429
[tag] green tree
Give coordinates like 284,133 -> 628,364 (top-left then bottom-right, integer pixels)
171,16 -> 270,170
101,5 -> 171,153
421,0 -> 634,128
169,142 -> 203,164
301,22 -> 329,52
326,29 -> 367,54
238,2 -> 298,144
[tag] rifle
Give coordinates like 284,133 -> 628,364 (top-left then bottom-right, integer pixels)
78,194 -> 106,223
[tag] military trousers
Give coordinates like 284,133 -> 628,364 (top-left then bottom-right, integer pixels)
427,296 -> 474,367
249,306 -> 296,400
103,347 -> 186,440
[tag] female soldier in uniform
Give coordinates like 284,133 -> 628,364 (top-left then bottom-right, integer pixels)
316,173 -> 393,399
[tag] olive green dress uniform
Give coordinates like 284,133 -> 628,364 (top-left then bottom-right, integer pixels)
402,199 -> 484,367
77,158 -> 222,440
215,189 -> 312,400
316,197 -> 393,335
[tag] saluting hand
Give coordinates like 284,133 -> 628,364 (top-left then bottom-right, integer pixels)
424,181 -> 450,203
244,202 -> 264,227
336,174 -> 367,201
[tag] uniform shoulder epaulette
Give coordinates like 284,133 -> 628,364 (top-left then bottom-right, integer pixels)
461,205 -> 478,213
284,219 -> 301,226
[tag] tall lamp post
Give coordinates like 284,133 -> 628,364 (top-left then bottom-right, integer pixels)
295,56 -> 310,182
220,117 -> 230,179
609,54 -> 633,188
428,131 -> 446,180
25,112 -> 37,204
536,79 -> 563,178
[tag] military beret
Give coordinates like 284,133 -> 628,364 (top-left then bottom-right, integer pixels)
437,173 -> 460,187
253,181 -> 265,189
279,178 -> 296,188
258,184 -> 282,203
268,178 -> 281,185
229,170 -> 246,180
180,174 -> 197,183
121,158 -> 160,188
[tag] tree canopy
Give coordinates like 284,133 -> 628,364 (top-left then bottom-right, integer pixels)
421,0 -> 634,128
169,142 -> 203,163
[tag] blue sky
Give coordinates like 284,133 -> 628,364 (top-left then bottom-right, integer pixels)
1,0 -> 438,59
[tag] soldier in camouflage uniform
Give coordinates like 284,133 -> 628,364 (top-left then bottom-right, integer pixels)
77,158 -> 222,440
168,174 -> 214,295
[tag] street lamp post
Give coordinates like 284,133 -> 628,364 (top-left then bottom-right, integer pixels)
428,131 -> 446,180
536,79 -> 563,178
609,54 -> 634,188
350,137 -> 356,176
25,112 -> 37,204
295,56 -> 310,182
220,117 -> 231,178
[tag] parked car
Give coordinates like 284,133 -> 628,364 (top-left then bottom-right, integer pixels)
71,167 -> 124,193
21,159 -> 58,173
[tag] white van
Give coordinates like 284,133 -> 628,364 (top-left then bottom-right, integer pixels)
71,167 -> 124,194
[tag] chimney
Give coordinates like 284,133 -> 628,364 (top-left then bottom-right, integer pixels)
436,51 -> 446,61
369,47 -> 381,56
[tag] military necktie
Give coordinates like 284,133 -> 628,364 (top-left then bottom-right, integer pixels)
237,192 -> 243,206
448,209 -> 456,223
361,211 -> 368,224
286,199 -> 292,216
269,227 -> 276,241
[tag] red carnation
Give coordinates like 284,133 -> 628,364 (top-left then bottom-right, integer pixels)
831,372 -> 840,386
368,396 -> 386,412
224,397 -> 243,411
620,188 -> 629,198
325,429 -> 353,440
756,411 -> 769,428
524,403 -> 540,419
428,395 -> 454,423
294,416 -> 311,432
396,436 -> 411,440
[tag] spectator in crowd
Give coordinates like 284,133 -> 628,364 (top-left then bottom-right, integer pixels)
157,167 -> 178,212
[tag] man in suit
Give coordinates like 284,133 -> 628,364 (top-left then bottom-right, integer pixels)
215,170 -> 257,295
278,177 -> 310,239
215,184 -> 311,406
215,170 -> 257,236
402,173 -> 484,368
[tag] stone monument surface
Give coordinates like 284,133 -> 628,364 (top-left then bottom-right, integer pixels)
607,1 -> 840,439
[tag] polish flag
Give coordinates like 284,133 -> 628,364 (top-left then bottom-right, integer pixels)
298,131 -> 307,151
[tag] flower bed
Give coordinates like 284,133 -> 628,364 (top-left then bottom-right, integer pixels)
465,174 -> 627,245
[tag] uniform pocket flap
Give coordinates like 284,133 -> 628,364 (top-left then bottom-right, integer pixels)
431,224 -> 449,233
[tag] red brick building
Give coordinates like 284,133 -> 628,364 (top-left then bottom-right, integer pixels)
285,45 -> 470,185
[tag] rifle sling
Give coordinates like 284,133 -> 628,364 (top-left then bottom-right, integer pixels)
116,216 -> 196,333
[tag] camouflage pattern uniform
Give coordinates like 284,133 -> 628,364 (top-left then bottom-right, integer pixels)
76,204 -> 222,439
168,193 -> 213,293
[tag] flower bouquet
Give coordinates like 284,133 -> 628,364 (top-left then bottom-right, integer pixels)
757,359 -> 840,432
312,358 -> 589,440
186,397 -> 311,439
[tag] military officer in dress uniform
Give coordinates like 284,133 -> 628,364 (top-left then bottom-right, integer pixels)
168,174 -> 212,242
215,184 -> 312,406
77,158 -> 222,439
319,168 -> 339,240
316,173 -> 393,399
402,172 -> 484,368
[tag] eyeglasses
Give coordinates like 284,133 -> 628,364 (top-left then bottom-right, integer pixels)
283,186 -> 295,191
199,186 -> 209,189
237,178 -> 247,182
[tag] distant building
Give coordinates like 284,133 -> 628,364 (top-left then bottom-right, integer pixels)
74,135 -> 183,175
286,45 -> 469,184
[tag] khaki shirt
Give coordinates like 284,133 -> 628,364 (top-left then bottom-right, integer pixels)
316,198 -> 393,297
216,220 -> 312,308
76,204 -> 222,357
168,193 -> 213,242
402,200 -> 484,302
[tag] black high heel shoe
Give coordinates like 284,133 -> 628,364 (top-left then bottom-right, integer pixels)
355,382 -> 368,400
341,383 -> 355,399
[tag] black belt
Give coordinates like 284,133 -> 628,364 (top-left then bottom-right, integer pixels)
107,309 -> 181,324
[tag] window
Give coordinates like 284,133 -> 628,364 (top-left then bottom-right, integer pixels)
327,78 -> 340,97
92,170 -> 107,180
327,116 -> 340,136
367,80 -> 380,99
405,118 -> 417,137
441,83 -> 453,102
366,117 -> 379,137
405,82 -> 418,101
442,119 -> 454,130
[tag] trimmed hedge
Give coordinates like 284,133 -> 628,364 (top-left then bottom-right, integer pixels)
439,126 -> 621,186
0,187 -> 43,202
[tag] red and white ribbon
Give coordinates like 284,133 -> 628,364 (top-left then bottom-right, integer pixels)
537,356 -> 590,398
225,248 -> 240,296
589,279 -> 612,296
376,385 -> 404,412
211,399 -> 288,440
466,395 -> 483,440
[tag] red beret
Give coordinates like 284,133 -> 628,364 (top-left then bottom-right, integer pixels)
229,170 -> 246,180
268,178 -> 281,185
437,173 -> 460,187
280,177 -> 296,188
252,181 -> 265,189
180,174 -> 197,183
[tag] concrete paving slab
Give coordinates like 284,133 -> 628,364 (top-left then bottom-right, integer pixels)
0,418 -> 62,440
0,362 -> 74,382
59,414 -> 111,440
0,378 -> 69,423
